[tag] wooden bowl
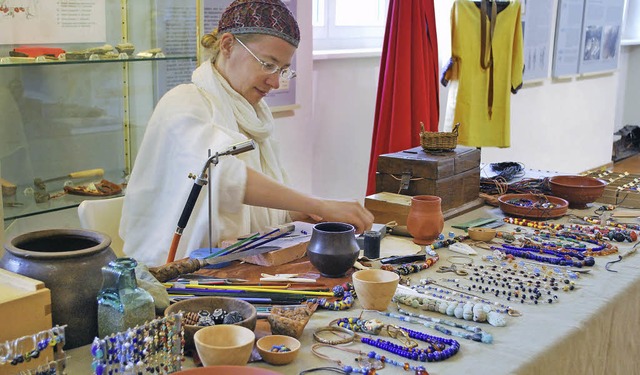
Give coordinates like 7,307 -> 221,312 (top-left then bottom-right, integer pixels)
468,227 -> 497,241
256,335 -> 301,365
193,325 -> 255,366
549,175 -> 606,209
164,297 -> 257,351
498,193 -> 569,219
352,269 -> 399,311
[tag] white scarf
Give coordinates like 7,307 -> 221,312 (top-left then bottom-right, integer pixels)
191,62 -> 289,231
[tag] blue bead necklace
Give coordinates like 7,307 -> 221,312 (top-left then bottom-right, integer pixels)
311,343 -> 430,374
379,309 -> 494,344
360,325 -> 460,362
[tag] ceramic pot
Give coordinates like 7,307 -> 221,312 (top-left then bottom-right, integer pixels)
406,195 -> 445,245
307,222 -> 359,278
1,229 -> 116,349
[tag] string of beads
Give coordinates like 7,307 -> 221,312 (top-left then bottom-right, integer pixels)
378,310 -> 493,344
311,343 -> 429,375
307,282 -> 355,310
360,326 -> 460,362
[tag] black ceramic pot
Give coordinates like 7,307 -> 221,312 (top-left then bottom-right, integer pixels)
307,222 -> 359,278
1,229 -> 116,349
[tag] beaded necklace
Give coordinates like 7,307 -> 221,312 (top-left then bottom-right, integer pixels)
504,216 -> 636,244
307,282 -> 356,311
466,263 -> 576,292
393,291 -> 513,327
380,256 -> 439,276
311,343 -> 429,375
359,325 -> 460,363
378,310 -> 493,344
489,242 -> 595,268
405,280 -> 521,318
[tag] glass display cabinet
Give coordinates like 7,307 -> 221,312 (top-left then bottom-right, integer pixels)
1,0 -> 199,228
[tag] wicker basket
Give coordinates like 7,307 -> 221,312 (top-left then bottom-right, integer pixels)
420,122 -> 460,151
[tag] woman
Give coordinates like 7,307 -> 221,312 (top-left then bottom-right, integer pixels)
120,0 -> 373,267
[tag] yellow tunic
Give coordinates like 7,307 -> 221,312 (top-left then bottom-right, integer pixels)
442,0 -> 524,147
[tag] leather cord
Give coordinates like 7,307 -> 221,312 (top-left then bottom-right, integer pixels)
480,0 -> 498,118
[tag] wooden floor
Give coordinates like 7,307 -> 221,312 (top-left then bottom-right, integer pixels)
612,153 -> 640,174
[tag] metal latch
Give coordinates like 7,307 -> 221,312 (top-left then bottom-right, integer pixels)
400,171 -> 412,191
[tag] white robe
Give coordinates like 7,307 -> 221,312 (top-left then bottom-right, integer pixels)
119,61 -> 289,267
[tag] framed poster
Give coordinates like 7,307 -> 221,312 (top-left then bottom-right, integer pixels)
577,0 -> 625,74
521,0 -> 555,81
552,0 -> 585,77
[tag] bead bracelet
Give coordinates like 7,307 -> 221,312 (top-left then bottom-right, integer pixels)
313,326 -> 356,345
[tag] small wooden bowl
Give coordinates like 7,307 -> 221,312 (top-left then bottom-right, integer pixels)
256,335 -> 301,365
193,325 -> 255,366
352,269 -> 399,311
164,297 -> 257,351
468,227 -> 497,242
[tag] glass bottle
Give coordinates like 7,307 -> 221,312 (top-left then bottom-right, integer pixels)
97,257 -> 155,337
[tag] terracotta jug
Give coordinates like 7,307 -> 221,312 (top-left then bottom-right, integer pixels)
406,195 -> 444,245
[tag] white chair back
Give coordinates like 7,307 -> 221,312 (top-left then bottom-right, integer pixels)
77,196 -> 125,257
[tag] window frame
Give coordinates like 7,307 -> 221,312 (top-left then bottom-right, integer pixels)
312,0 -> 389,51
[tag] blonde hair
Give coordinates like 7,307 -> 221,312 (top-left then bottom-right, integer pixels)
200,30 -> 262,63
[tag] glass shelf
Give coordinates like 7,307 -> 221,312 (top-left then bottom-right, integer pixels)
0,55 -> 196,67
3,170 -> 125,223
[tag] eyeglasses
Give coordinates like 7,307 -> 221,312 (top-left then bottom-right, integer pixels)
235,37 -> 296,80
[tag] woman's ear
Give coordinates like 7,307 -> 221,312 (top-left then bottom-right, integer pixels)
219,33 -> 235,58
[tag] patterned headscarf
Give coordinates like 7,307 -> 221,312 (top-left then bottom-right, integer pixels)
218,0 -> 300,47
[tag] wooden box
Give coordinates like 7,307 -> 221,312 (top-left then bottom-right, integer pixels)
375,146 -> 481,212
584,171 -> 640,209
365,192 -> 411,226
0,269 -> 53,375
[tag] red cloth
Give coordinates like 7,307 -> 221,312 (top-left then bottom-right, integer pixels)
366,0 -> 440,196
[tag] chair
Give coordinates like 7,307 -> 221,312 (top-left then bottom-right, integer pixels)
77,196 -> 125,257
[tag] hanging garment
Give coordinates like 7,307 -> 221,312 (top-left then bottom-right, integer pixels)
442,0 -> 523,147
366,0 -> 440,196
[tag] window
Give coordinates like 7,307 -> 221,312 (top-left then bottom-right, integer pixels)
313,0 -> 389,51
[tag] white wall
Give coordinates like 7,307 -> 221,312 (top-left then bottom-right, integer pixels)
295,0 -> 636,202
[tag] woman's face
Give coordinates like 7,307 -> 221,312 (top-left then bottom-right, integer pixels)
219,34 -> 296,105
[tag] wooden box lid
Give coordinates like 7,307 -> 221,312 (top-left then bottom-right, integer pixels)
377,146 -> 480,180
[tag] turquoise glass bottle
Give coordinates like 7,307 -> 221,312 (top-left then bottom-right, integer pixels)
97,257 -> 155,337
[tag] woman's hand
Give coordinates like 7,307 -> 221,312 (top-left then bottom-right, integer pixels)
313,199 -> 374,234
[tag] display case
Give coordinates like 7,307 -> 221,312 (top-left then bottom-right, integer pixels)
1,0 -> 199,228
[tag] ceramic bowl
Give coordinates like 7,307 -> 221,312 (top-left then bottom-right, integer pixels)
256,335 -> 301,365
352,269 -> 399,311
468,227 -> 497,242
193,325 -> 255,366
498,193 -> 569,219
548,175 -> 606,209
173,367 -> 283,375
164,297 -> 257,351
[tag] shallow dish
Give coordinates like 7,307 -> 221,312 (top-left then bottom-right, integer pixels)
256,335 -> 301,365
498,193 -> 569,219
548,175 -> 606,209
164,296 -> 257,351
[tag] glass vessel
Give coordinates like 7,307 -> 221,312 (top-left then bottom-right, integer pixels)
97,257 -> 155,337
